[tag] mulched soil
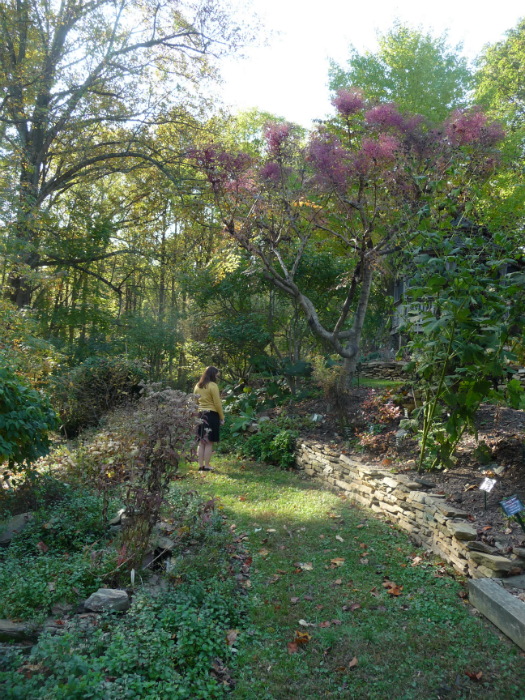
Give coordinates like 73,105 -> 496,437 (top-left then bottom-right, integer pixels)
286,390 -> 525,554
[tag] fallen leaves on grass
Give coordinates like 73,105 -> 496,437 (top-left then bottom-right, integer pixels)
295,630 -> 312,644
333,578 -> 343,586
335,535 -> 344,542
342,603 -> 360,612
465,671 -> 483,681
299,619 -> 316,628
290,597 -> 299,604
287,642 -> 298,654
383,580 -> 403,596
359,557 -> 369,565
295,562 -> 313,571
331,558 -> 345,568
319,621 -> 331,628
226,630 -> 239,646
304,594 -> 313,601
37,541 -> 49,554
258,548 -> 269,558
349,657 -> 358,669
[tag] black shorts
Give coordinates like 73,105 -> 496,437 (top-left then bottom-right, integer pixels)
197,411 -> 221,443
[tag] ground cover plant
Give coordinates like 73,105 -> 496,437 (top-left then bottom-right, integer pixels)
0,486 -> 121,622
1,579 -> 245,699
0,459 -> 249,699
180,455 -> 525,699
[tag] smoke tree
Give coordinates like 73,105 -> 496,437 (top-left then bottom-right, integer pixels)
192,92 -> 505,386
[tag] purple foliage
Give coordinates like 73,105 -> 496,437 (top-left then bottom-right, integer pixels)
260,161 -> 281,183
308,132 -> 353,190
355,134 -> 399,174
264,122 -> 293,157
332,88 -> 364,117
191,146 -> 251,193
365,103 -> 406,130
446,108 -> 505,147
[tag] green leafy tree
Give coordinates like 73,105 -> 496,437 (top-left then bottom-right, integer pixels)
0,367 -> 59,476
475,18 -> 525,130
0,0 -> 251,307
329,22 -> 472,122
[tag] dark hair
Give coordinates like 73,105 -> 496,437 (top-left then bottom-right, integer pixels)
197,366 -> 219,389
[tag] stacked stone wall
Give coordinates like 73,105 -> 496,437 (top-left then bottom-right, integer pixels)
359,361 -> 407,381
296,440 -> 525,580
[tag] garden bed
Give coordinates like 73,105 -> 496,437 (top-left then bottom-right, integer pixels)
284,388 -> 525,548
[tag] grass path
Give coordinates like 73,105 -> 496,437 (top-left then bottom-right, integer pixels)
179,455 -> 525,699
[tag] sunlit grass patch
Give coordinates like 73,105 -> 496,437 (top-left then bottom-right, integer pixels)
181,455 -> 525,700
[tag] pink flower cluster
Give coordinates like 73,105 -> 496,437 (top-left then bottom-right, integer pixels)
365,103 -> 406,130
260,161 -> 281,183
264,122 -> 293,157
190,146 -> 252,194
332,88 -> 364,117
446,108 -> 505,147
355,134 -> 399,174
308,133 -> 352,190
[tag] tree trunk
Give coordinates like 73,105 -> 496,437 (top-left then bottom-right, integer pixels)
341,261 -> 374,390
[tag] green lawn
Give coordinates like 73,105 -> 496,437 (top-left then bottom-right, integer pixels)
178,455 -> 525,700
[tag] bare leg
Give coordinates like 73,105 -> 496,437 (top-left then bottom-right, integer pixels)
197,441 -> 205,469
204,441 -> 214,468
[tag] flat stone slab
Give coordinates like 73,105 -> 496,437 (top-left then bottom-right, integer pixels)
469,578 -> 525,651
0,513 -> 32,545
84,588 -> 129,612
0,619 -> 40,642
469,551 -> 515,572
447,521 -> 477,541
500,574 -> 525,591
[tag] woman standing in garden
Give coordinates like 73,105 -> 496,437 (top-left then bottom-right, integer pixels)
194,366 -> 224,472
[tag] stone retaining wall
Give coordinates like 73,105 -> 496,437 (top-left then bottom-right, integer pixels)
359,361 -> 407,381
296,439 -> 525,580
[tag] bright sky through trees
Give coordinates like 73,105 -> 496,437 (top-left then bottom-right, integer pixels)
219,0 -> 524,126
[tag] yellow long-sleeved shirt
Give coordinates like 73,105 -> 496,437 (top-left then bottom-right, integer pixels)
193,382 -> 224,420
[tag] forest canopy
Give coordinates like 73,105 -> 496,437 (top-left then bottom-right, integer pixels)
0,6 -> 524,398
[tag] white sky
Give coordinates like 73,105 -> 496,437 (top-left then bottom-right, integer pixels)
219,0 -> 524,127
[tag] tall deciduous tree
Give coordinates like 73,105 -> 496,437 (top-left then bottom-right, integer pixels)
329,22 -> 472,123
0,0 -> 251,306
193,94 -> 505,386
475,18 -> 525,131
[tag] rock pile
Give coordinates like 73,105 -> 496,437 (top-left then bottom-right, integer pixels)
296,440 -> 522,580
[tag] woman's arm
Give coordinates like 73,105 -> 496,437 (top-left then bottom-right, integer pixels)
210,383 -> 224,421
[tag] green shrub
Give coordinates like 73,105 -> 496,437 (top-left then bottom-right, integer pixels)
51,355 -> 146,435
0,579 -> 245,699
0,367 -> 59,476
219,418 -> 299,468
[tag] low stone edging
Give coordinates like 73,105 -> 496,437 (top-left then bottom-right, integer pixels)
296,439 -> 525,580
